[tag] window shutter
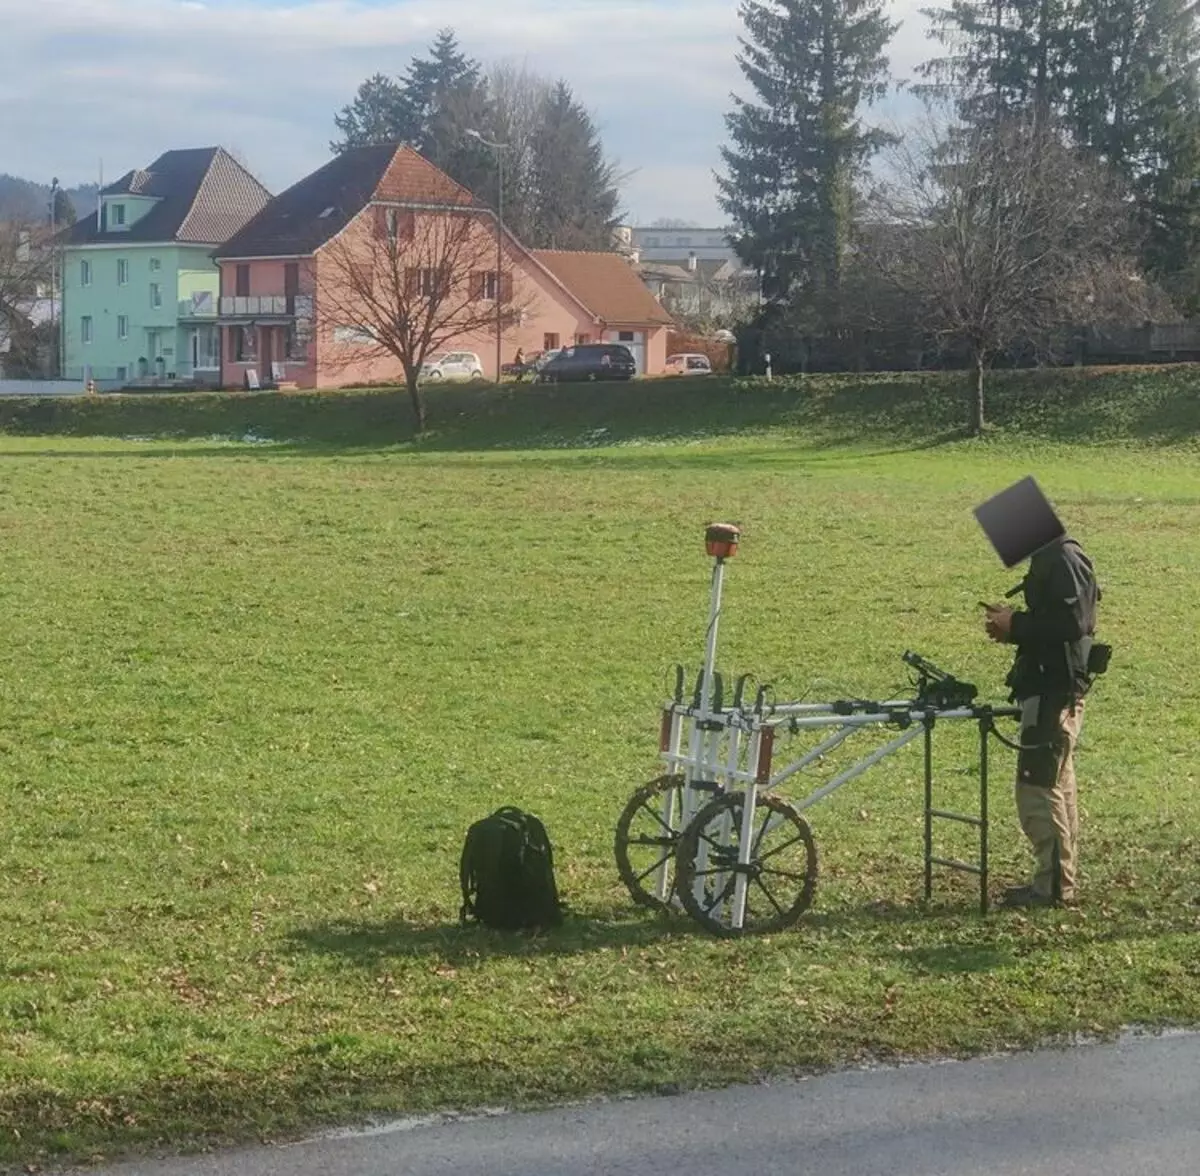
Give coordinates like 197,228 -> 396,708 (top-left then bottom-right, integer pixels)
500,273 -> 514,303
470,271 -> 485,300
374,206 -> 387,239
405,267 -> 419,296
399,211 -> 415,241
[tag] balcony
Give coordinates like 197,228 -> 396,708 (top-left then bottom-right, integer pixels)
178,291 -> 217,319
219,295 -> 293,318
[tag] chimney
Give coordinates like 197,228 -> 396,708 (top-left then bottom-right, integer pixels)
629,248 -> 641,266
687,251 -> 697,273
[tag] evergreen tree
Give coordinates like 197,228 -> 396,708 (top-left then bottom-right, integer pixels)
330,73 -> 414,151
529,82 -> 623,250
1064,0 -> 1200,305
51,187 -> 76,227
716,0 -> 898,329
330,38 -> 625,251
916,0 -> 1076,130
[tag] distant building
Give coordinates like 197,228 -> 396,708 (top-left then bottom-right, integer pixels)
612,224 -> 759,327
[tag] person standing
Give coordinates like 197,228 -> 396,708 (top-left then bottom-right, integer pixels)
983,535 -> 1103,908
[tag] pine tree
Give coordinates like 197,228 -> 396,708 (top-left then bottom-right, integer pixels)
1064,0 -> 1200,305
916,0 -> 1076,129
717,0 -> 897,329
330,73 -> 415,151
529,82 -> 623,250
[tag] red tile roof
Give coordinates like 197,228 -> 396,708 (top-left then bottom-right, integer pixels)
214,143 -> 482,260
531,249 -> 676,327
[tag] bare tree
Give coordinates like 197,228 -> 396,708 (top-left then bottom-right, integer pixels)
0,219 -> 53,376
862,105 -> 1163,433
316,205 -> 538,430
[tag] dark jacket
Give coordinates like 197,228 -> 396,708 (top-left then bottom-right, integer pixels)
1005,536 -> 1101,701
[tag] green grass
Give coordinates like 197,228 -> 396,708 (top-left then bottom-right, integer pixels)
1,369 -> 1199,1170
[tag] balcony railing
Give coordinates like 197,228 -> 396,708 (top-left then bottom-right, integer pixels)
178,292 -> 217,318
219,295 -> 291,317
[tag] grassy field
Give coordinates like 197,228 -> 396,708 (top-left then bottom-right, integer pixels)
2,368 -> 1199,1170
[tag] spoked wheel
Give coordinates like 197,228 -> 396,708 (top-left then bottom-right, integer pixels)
675,791 -> 818,938
614,774 -> 688,911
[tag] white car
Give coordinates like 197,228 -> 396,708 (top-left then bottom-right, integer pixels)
665,353 -> 714,376
419,351 -> 485,382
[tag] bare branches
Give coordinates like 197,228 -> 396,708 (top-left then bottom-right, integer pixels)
861,106 -> 1160,430
316,204 -> 538,429
0,219 -> 51,322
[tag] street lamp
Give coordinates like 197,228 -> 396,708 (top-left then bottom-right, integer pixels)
48,177 -> 60,378
465,128 -> 509,383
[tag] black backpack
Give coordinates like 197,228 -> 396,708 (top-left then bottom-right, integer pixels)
458,806 -> 565,931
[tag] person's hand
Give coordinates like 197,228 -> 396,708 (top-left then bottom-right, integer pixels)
984,603 -> 1014,642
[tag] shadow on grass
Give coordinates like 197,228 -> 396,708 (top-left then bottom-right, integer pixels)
285,905 -> 709,966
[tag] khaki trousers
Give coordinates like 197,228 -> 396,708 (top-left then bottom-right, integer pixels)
1014,697 -> 1085,901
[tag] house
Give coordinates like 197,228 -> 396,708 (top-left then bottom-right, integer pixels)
210,142 -> 675,389
59,147 -> 272,387
636,257 -> 759,327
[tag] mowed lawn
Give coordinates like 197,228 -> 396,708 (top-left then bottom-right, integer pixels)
2,382 -> 1199,1167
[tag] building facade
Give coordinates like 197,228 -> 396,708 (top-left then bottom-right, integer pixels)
59,147 -> 271,387
212,144 -> 674,390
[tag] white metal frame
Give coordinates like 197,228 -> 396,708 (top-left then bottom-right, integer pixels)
645,533 -> 1021,933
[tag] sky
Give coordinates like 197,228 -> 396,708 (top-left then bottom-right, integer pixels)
0,0 -> 937,227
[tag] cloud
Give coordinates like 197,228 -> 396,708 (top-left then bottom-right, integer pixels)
0,0 -> 938,225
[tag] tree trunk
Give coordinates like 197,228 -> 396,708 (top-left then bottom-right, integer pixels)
405,371 -> 427,433
969,351 -> 986,435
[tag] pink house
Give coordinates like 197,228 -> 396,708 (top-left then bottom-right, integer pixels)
211,143 -> 674,389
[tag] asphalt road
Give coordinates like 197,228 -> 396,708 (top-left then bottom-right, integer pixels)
75,1029 -> 1200,1176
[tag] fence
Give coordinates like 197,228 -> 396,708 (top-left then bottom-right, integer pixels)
736,320 -> 1200,377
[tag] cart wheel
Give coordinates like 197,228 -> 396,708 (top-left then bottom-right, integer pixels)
675,791 -> 818,938
614,774 -> 687,911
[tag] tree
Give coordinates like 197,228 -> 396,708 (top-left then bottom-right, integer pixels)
916,0 -> 1077,131
51,187 -> 76,227
863,108 -> 1162,434
0,220 -> 53,376
315,206 -> 537,431
1062,0 -> 1200,307
717,0 -> 899,332
529,81 -> 625,250
330,33 -> 625,251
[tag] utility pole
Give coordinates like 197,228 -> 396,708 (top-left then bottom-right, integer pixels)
48,177 -> 59,378
465,129 -> 509,382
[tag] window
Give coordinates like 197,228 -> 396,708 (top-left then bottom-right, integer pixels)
407,267 -> 440,297
117,366 -> 127,382
117,259 -> 129,285
543,333 -> 559,351
231,325 -> 257,362
112,204 -> 126,227
235,264 -> 250,297
475,270 -> 499,300
80,259 -> 92,287
81,316 -> 93,344
284,262 -> 299,312
575,334 -> 591,345
117,315 -> 128,340
284,323 -> 306,359
618,331 -> 635,342
150,282 -> 162,309
149,257 -> 161,272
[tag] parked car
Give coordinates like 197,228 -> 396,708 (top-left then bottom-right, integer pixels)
665,353 -> 714,376
535,343 -> 636,384
419,351 -> 485,382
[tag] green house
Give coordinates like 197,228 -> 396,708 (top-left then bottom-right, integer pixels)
60,147 -> 271,387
